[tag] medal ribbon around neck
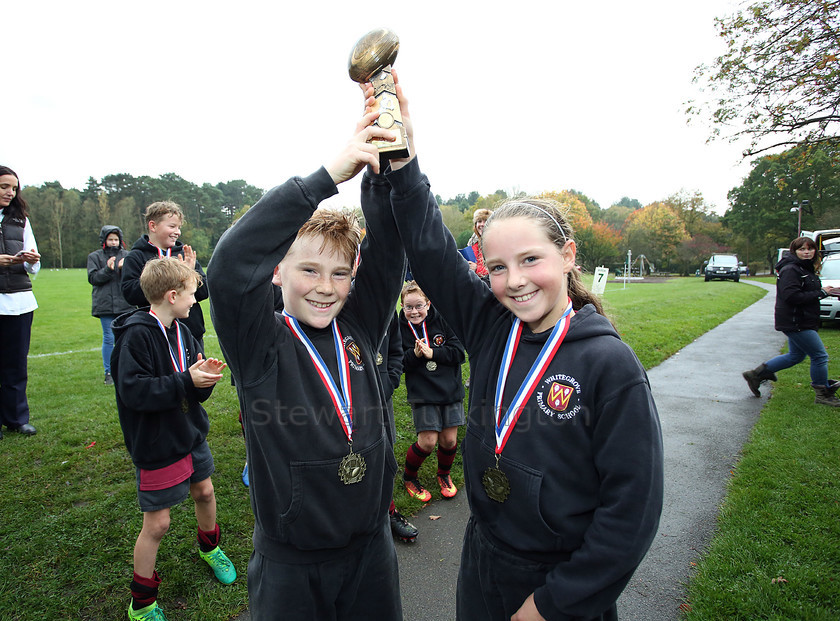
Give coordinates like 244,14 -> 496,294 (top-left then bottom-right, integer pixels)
148,310 -> 187,373
148,240 -> 172,259
494,298 -> 574,455
407,319 -> 429,345
282,311 -> 354,442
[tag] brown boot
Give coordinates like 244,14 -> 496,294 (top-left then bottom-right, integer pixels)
743,364 -> 777,397
812,384 -> 840,407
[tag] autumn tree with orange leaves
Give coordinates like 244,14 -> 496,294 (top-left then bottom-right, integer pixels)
623,203 -> 691,270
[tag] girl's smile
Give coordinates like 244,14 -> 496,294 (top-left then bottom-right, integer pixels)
483,216 -> 576,333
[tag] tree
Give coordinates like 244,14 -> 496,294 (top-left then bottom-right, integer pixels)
569,189 -> 602,222
677,234 -> 728,275
623,203 -> 690,270
602,205 -> 633,231
216,179 -> 264,225
663,190 -> 719,238
575,222 -> 622,272
536,190 -> 594,232
689,0 -> 840,156
724,143 -> 840,267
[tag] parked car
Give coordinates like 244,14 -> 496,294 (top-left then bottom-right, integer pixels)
819,253 -> 840,322
803,229 -> 840,258
704,254 -> 740,282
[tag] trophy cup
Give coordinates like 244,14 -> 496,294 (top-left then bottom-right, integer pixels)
348,28 -> 410,160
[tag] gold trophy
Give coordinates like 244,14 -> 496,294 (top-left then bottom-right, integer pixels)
348,28 -> 410,160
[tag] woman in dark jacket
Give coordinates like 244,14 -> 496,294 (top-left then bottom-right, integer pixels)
743,236 -> 840,405
87,225 -> 134,384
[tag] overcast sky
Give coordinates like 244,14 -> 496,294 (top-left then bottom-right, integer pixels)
5,0 -> 750,215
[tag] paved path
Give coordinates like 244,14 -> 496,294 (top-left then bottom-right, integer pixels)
235,281 -> 783,620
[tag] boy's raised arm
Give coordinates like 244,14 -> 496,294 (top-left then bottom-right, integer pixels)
208,104 -> 399,379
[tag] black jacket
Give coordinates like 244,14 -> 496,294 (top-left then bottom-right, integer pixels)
87,225 -> 135,318
121,236 -> 208,339
377,312 -> 403,401
399,305 -> 465,405
111,309 -> 213,470
774,254 -> 825,332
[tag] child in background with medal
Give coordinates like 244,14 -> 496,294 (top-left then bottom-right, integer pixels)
207,92 -> 408,619
111,258 -> 235,621
121,201 -> 209,348
387,78 -> 663,621
399,280 -> 466,502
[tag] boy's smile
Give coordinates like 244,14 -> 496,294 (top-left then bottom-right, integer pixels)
276,234 -> 353,329
149,214 -> 182,249
172,284 -> 197,320
402,292 -> 429,326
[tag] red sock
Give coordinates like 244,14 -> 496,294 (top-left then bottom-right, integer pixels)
403,442 -> 431,479
388,499 -> 396,515
437,443 -> 458,475
197,523 -> 220,553
131,570 -> 161,610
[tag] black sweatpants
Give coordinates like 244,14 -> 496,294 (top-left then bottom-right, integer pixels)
456,518 -> 619,621
247,519 -> 402,620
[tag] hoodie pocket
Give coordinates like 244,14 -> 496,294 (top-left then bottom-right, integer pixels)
464,425 -> 568,553
280,435 -> 393,550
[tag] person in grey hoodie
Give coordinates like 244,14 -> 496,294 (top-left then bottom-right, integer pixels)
87,225 -> 134,384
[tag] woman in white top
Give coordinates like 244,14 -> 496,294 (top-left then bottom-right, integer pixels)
0,166 -> 40,437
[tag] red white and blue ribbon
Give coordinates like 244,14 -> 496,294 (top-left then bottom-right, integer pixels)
148,310 -> 187,372
148,240 -> 172,259
493,299 -> 574,455
282,311 -> 354,441
407,320 -> 429,345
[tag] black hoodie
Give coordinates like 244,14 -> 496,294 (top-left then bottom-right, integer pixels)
208,166 -> 405,562
399,304 -> 465,405
121,236 -> 208,339
111,309 -> 213,470
389,158 -> 664,620
773,254 -> 825,332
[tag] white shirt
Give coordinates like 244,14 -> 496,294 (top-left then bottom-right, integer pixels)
0,215 -> 40,316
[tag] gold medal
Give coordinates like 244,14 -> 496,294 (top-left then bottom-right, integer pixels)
482,455 -> 510,502
338,446 -> 366,485
376,352 -> 384,365
426,360 -> 437,371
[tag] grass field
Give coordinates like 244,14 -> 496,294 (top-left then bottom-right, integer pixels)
3,270 -> 829,620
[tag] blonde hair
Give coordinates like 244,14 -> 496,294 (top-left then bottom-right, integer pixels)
400,280 -> 429,305
296,209 -> 361,266
144,201 -> 184,225
482,198 -> 606,316
140,258 -> 202,304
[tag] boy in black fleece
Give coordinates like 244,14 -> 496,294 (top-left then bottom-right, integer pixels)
208,93 -> 408,619
112,258 -> 235,621
121,201 -> 208,346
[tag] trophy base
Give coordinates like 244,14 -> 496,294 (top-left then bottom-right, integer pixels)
372,123 -> 409,162
379,145 -> 410,162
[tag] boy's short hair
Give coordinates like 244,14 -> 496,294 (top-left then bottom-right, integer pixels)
400,280 -> 428,305
140,258 -> 202,304
144,201 -> 184,225
295,208 -> 361,266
